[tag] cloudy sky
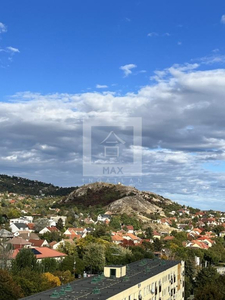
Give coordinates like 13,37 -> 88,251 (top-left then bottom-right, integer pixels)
1,1 -> 225,210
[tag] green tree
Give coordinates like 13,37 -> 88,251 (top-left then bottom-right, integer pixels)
0,269 -> 23,300
195,266 -> 219,290
145,227 -> 153,239
110,216 -> 121,230
56,218 -> 64,231
194,284 -> 225,300
212,225 -> 224,236
40,231 -> 62,243
11,248 -> 38,273
83,243 -> 105,273
59,256 -> 74,272
153,238 -> 162,251
40,258 -> 58,273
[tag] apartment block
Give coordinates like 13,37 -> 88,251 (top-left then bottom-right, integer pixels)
20,258 -> 185,300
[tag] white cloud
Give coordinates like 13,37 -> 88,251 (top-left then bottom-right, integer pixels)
221,15 -> 225,24
199,54 -> 225,65
7,46 -> 20,53
177,41 -> 182,46
120,64 -> 137,77
147,32 -> 158,37
96,84 -> 108,89
2,64 -> 225,208
0,22 -> 7,34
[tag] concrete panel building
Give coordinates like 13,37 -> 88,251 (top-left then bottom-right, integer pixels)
20,258 -> 185,300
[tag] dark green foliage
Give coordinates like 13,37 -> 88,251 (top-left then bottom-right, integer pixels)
39,231 -> 62,243
0,174 -> 76,196
194,271 -> 225,300
153,238 -> 162,251
0,269 -> 23,300
59,256 -> 74,272
213,225 -> 224,236
194,284 -> 225,300
110,216 -> 121,230
13,269 -> 43,297
195,266 -> 219,289
184,260 -> 195,299
129,246 -> 154,261
40,258 -> 58,273
11,248 -> 38,274
56,218 -> 64,231
62,185 -> 125,207
121,213 -> 141,230
145,227 -> 153,239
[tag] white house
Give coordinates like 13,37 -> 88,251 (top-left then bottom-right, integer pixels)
10,223 -> 29,234
97,214 -> 111,222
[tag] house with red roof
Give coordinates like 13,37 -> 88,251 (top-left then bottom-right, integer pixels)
29,239 -> 49,247
197,237 -> 214,248
163,236 -> 175,242
39,226 -> 59,235
122,225 -> 134,234
64,227 -> 87,239
11,247 -> 67,262
122,233 -> 141,244
112,234 -> 124,245
186,240 -> 209,250
153,231 -> 161,240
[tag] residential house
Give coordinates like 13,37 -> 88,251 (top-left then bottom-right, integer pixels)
97,214 -> 111,223
18,231 -> 39,241
10,222 -> 29,234
64,227 -> 87,239
122,225 -> 134,234
186,240 -> 209,250
163,236 -> 175,242
29,239 -> 49,247
122,233 -> 141,244
49,216 -> 67,226
111,234 -> 124,245
7,237 -> 31,249
153,231 -> 161,240
11,247 -> 67,262
52,239 -> 75,250
39,226 -> 59,235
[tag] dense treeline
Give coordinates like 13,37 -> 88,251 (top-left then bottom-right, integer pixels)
0,174 -> 77,196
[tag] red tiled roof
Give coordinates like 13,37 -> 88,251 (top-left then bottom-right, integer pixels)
49,241 -> 57,248
123,233 -> 141,241
190,240 -> 209,249
47,226 -> 59,232
163,236 -> 175,241
12,247 -> 67,259
29,239 -> 47,247
112,235 -> 124,242
27,223 -> 35,230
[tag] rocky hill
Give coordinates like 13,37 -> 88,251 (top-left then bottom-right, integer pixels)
0,174 -> 77,196
60,182 -> 181,221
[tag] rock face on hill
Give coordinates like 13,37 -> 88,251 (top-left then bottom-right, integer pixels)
60,182 -> 174,219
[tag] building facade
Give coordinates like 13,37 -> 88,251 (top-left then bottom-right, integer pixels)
20,258 -> 184,300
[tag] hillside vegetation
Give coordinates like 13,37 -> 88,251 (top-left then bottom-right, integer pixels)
0,174 -> 76,196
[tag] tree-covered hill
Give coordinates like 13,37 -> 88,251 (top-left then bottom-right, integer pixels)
0,174 -> 77,196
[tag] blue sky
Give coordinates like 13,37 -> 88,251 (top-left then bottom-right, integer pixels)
1,1 -> 225,210
1,0 -> 224,96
